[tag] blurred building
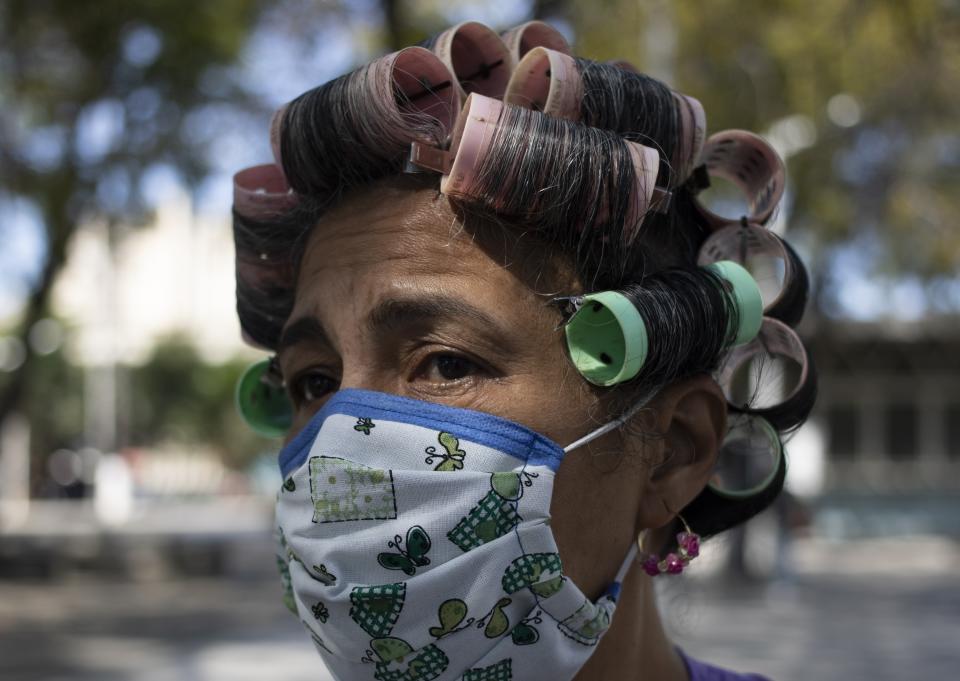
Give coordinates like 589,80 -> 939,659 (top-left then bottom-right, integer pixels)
53,188 -> 247,366
806,317 -> 960,537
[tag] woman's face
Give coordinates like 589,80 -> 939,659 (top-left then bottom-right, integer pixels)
276,179 -> 663,599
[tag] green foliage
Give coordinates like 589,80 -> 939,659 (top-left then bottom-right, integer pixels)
567,0 -> 960,282
127,336 -> 267,468
0,0 -> 271,427
19,346 -> 84,465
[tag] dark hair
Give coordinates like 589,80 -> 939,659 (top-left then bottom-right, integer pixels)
232,22 -> 817,556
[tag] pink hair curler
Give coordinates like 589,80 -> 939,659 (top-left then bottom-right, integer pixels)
269,106 -> 287,174
716,316 -> 813,431
608,59 -> 707,187
500,20 -> 572,65
406,93 -> 665,239
697,222 -> 802,323
691,130 -> 786,230
233,164 -> 298,219
504,46 -> 583,120
428,21 -> 512,100
269,46 -> 460,175
671,92 -> 707,186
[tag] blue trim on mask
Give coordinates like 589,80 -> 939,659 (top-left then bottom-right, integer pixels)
278,388 -> 567,479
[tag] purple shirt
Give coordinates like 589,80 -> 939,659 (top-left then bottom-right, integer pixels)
676,647 -> 773,681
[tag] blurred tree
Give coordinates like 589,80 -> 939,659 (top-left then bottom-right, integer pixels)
127,336 -> 264,469
562,0 -> 960,311
0,0 -> 268,427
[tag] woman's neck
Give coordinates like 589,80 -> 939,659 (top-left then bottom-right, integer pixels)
572,562 -> 690,681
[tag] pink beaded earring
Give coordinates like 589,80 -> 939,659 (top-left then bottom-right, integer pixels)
637,514 -> 701,577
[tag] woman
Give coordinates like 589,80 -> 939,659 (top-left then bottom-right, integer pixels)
232,20 -> 814,681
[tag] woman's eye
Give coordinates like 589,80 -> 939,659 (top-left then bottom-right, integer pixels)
423,354 -> 480,382
290,371 -> 337,405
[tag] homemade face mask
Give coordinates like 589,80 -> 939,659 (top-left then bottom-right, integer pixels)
274,388 -> 646,681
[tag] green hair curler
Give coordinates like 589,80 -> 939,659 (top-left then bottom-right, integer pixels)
564,290 -> 649,387
706,260 -> 763,346
706,415 -> 783,499
235,359 -> 293,438
563,261 -> 762,388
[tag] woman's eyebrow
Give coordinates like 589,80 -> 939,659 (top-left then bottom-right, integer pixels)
366,295 -> 512,343
277,316 -> 331,356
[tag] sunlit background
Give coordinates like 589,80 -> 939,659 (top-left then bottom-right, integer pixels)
1,1 -> 958,679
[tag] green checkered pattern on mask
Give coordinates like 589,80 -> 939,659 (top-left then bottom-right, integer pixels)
374,644 -> 449,681
349,583 -> 406,638
447,490 -> 522,553
501,553 -> 562,595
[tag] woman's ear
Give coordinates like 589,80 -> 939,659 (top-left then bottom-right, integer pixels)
636,374 -> 727,531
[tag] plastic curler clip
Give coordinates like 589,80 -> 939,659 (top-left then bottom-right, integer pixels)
651,187 -> 673,214
235,358 -> 293,438
686,164 -> 711,192
405,142 -> 453,175
563,291 -> 649,387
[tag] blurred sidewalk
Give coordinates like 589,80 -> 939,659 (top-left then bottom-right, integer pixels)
0,535 -> 958,681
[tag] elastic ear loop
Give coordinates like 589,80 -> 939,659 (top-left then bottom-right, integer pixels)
235,359 -> 292,438
706,415 -> 784,499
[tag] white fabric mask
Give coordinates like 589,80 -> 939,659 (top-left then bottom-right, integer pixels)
275,388 -> 644,681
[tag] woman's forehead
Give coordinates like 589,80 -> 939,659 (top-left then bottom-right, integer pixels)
291,184 -> 567,329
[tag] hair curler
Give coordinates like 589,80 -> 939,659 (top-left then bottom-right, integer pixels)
689,130 -> 785,230
716,316 -> 815,431
423,21 -> 513,100
270,46 -> 460,193
506,53 -> 706,188
671,92 -> 707,186
235,358 -> 292,438
706,415 -> 784,498
504,46 -> 583,120
705,260 -> 764,346
697,222 -> 808,327
563,291 -> 650,387
559,260 -> 762,387
233,163 -> 298,219
405,92 -> 666,235
500,20 -> 572,65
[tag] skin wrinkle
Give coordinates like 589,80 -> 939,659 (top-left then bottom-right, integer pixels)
282,177 -> 717,681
